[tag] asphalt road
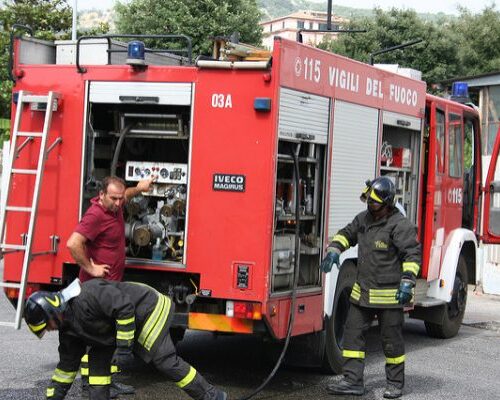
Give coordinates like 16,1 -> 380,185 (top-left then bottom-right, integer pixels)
0,288 -> 499,400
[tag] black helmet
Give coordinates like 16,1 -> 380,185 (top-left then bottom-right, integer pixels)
362,176 -> 395,206
24,291 -> 65,338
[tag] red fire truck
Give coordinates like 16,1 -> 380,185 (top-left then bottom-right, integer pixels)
1,31 -> 496,373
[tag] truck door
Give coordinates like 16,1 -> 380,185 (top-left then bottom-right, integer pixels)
482,126 -> 500,242
422,103 -> 446,281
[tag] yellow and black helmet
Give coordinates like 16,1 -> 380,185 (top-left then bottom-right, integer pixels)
24,291 -> 65,338
360,177 -> 395,206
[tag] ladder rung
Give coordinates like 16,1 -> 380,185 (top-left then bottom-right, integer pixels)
22,95 -> 49,103
6,206 -> 32,212
0,282 -> 21,289
0,244 -> 27,250
11,168 -> 37,175
17,131 -> 43,138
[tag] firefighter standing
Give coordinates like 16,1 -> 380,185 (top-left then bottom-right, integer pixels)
321,177 -> 421,399
24,278 -> 227,400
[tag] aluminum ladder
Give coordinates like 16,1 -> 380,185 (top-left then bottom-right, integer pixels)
0,90 -> 61,329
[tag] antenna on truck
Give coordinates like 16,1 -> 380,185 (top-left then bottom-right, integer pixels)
369,39 -> 423,65
296,0 -> 366,43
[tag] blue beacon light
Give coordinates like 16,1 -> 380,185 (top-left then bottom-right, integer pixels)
127,40 -> 146,66
450,82 -> 470,103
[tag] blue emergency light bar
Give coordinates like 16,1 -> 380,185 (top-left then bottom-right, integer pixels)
127,40 -> 146,66
450,81 -> 470,103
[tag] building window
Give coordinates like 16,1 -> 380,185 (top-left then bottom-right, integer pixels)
282,21 -> 285,29
319,23 -> 328,30
270,24 -> 273,32
297,20 -> 305,29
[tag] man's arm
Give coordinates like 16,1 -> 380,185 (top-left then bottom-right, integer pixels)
125,176 -> 157,201
91,281 -> 136,357
66,232 -> 110,278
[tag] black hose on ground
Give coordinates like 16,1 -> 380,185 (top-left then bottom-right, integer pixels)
238,142 -> 302,400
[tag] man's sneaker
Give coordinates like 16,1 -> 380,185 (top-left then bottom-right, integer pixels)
216,389 -> 228,400
383,384 -> 403,399
111,381 -> 135,395
326,378 -> 365,396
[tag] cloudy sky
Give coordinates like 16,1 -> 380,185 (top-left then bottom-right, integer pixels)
78,0 -> 496,15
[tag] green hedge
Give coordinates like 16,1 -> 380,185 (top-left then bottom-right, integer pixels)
0,118 -> 10,145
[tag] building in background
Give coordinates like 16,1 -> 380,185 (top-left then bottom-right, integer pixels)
260,11 -> 347,49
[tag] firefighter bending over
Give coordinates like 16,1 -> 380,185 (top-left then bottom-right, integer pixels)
321,177 -> 421,399
24,278 -> 228,400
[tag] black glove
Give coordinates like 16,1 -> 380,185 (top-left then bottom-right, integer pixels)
112,347 -> 135,371
396,278 -> 414,305
320,248 -> 341,273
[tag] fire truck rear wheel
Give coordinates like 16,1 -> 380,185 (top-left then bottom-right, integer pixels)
424,256 -> 468,339
323,260 -> 357,374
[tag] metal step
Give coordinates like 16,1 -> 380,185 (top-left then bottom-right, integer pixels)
0,282 -> 22,289
11,168 -> 37,175
413,278 -> 446,307
22,95 -> 49,103
414,297 -> 446,307
0,244 -> 27,250
6,206 -> 32,212
17,131 -> 43,138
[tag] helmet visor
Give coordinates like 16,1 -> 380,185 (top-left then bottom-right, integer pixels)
368,188 -> 384,204
27,321 -> 47,339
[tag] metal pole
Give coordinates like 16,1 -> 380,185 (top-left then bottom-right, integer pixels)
72,0 -> 77,41
327,0 -> 332,30
369,39 -> 422,65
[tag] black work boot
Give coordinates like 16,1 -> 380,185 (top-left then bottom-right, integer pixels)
326,378 -> 365,396
110,381 -> 135,395
383,383 -> 403,399
81,381 -> 119,399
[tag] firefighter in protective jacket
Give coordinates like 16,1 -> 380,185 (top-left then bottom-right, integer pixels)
24,278 -> 227,400
321,177 -> 421,399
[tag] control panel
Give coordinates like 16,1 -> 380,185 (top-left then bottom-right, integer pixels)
125,161 -> 188,184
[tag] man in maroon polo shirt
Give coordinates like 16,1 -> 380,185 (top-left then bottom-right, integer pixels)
67,176 -> 154,282
66,175 -> 155,397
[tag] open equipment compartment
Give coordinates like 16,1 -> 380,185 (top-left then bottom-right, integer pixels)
82,81 -> 193,265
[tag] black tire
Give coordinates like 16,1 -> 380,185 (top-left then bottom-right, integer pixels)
425,255 -> 468,339
323,261 -> 357,374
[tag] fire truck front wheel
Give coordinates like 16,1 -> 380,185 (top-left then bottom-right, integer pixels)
425,256 -> 468,339
323,260 -> 357,374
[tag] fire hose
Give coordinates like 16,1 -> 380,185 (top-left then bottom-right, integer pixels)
238,142 -> 302,400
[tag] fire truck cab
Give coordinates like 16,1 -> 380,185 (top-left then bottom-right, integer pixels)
0,32 -> 494,373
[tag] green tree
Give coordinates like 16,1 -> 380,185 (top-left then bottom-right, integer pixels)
115,0 -> 263,57
318,8 -> 461,85
0,0 -> 72,121
451,6 -> 500,76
